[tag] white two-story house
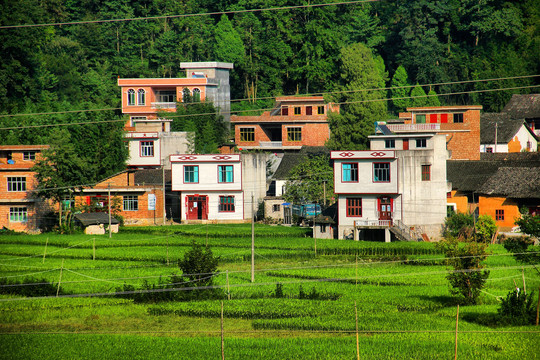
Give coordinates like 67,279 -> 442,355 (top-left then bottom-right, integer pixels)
331,133 -> 448,241
170,154 -> 244,222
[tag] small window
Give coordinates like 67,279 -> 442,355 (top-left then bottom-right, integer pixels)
281,106 -> 289,116
294,107 -> 301,115
127,89 -> 136,106
184,165 -> 199,183
9,207 -> 27,222
218,165 -> 233,183
317,106 -> 325,115
123,196 -> 139,211
306,106 -> 312,115
342,163 -> 358,182
137,89 -> 146,105
421,164 -> 431,181
240,128 -> 255,142
23,151 -> 36,161
429,114 -> 437,123
272,204 -> 280,212
416,114 -> 426,124
287,127 -> 302,142
385,139 -> 395,149
453,113 -> 464,123
416,138 -> 427,148
441,114 -> 448,123
495,209 -> 504,221
193,88 -> 201,102
7,177 -> 26,192
219,196 -> 235,212
486,147 -> 493,153
346,198 -> 362,217
373,163 -> 390,182
140,141 -> 154,157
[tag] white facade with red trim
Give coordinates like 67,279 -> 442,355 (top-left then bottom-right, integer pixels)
125,132 -> 161,168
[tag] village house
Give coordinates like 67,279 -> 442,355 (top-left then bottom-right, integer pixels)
0,145 -> 49,232
447,153 -> 540,232
386,105 -> 482,160
170,153 -> 267,223
502,94 -> 540,138
332,133 -> 449,241
480,113 -> 538,153
231,96 -> 339,151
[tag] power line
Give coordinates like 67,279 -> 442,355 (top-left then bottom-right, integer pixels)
0,0 -> 380,29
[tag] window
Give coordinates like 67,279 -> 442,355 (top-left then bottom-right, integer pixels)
158,90 -> 176,103
453,113 -> 464,123
416,114 -> 426,124
240,128 -> 255,142
23,151 -> 36,161
342,163 -> 358,182
127,89 -> 135,105
421,165 -> 431,181
137,89 -> 146,105
306,106 -> 312,115
429,114 -> 437,123
193,88 -> 201,102
123,196 -> 138,211
219,196 -> 235,212
373,163 -> 390,182
293,107 -> 301,115
273,204 -> 281,212
441,114 -> 448,123
281,106 -> 289,116
416,138 -> 427,148
218,165 -> 234,183
317,106 -> 325,115
287,127 -> 302,142
140,141 -> 154,157
184,165 -> 199,183
346,198 -> 362,217
495,209 -> 504,221
7,177 -> 26,192
486,147 -> 493,153
385,139 -> 395,149
9,207 -> 27,222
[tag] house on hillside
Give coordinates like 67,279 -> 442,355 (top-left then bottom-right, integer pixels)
231,96 -> 339,151
480,113 -> 538,153
0,145 -> 49,232
332,133 -> 449,241
387,105 -> 482,160
118,62 -> 234,169
447,153 -> 540,231
502,94 -> 540,137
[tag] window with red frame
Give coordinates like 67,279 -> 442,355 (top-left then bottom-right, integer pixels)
346,198 -> 362,217
495,209 -> 504,221
421,165 -> 431,181
219,196 -> 235,212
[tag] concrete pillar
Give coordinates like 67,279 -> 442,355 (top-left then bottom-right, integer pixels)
354,226 -> 358,241
385,228 -> 391,243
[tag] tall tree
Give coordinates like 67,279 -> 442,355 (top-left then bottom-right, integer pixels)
213,14 -> 245,65
284,155 -> 334,205
326,43 -> 387,150
390,65 -> 411,112
410,84 -> 429,107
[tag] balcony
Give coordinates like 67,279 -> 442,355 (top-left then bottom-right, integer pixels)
151,102 -> 176,109
259,141 -> 283,148
386,124 -> 440,132
355,219 -> 392,227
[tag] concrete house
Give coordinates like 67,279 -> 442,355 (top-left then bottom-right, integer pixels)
480,113 -> 538,153
0,145 -> 49,232
231,96 -> 339,151
332,133 -> 448,241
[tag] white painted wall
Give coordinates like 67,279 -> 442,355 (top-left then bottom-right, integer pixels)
127,135 -> 161,167
180,191 -> 244,221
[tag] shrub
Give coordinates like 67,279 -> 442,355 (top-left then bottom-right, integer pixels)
498,289 -> 536,325
475,215 -> 497,243
444,212 -> 473,238
0,277 -> 61,297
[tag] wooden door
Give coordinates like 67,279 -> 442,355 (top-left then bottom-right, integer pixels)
378,197 -> 393,222
186,196 -> 208,220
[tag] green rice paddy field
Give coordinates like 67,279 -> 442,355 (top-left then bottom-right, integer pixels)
0,224 -> 538,359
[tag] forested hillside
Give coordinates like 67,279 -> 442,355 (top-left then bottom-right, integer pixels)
0,0 -> 538,156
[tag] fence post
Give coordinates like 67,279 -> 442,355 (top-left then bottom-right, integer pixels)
454,305 -> 459,360
166,235 -> 169,266
221,301 -> 225,360
56,259 -> 64,297
226,270 -> 230,300
355,301 -> 360,360
42,237 -> 48,264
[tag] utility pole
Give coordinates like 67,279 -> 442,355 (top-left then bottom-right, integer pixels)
251,193 -> 255,283
108,183 -> 112,238
494,123 -> 498,153
323,180 -> 326,207
162,159 -> 166,225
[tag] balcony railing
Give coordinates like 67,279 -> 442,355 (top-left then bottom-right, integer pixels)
354,219 -> 392,227
386,124 -> 440,132
151,102 -> 176,109
259,141 -> 283,148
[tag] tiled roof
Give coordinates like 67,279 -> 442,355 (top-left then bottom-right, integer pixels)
133,169 -> 171,185
502,94 -> 540,119
480,113 -> 526,144
272,153 -> 307,180
478,167 -> 540,198
74,212 -> 119,226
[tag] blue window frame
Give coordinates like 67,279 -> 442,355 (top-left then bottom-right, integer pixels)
184,165 -> 199,183
218,165 -> 234,183
342,163 -> 358,182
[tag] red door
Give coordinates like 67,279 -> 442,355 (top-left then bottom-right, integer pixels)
378,197 -> 393,223
186,195 -> 208,220
403,139 -> 409,150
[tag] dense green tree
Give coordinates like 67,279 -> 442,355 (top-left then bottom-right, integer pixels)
390,65 -> 411,113
410,84 -> 429,107
326,43 -> 387,150
213,14 -> 245,65
284,155 -> 334,205
178,241 -> 219,288
426,89 -> 441,107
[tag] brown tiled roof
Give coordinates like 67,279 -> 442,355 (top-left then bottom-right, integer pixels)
480,113 -> 531,144
502,94 -> 540,119
478,167 -> 540,198
133,169 -> 171,185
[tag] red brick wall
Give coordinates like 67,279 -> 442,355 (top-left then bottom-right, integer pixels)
440,109 -> 480,160
282,123 -> 330,147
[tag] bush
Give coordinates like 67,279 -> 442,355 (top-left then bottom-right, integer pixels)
0,277 -> 61,297
444,212 -> 473,238
498,289 -> 536,325
475,215 -> 497,243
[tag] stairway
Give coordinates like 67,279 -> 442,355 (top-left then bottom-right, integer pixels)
389,220 -> 423,242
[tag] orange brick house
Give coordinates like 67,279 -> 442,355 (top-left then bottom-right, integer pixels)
231,96 -> 339,151
447,153 -> 540,231
75,169 -> 171,226
387,105 -> 482,160
0,145 -> 49,232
